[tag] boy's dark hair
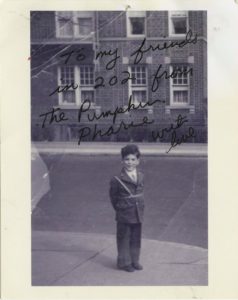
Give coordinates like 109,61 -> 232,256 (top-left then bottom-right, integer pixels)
121,144 -> 141,159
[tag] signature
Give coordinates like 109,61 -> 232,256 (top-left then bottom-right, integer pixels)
167,127 -> 196,153
152,114 -> 196,153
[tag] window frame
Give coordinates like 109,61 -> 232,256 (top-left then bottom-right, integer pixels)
58,65 -> 95,107
168,11 -> 188,37
55,11 -> 93,38
55,12 -> 74,38
128,65 -> 148,105
126,11 -> 146,38
169,65 -> 190,106
73,15 -> 93,38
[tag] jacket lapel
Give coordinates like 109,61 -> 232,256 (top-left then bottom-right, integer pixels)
120,169 -> 133,184
120,169 -> 141,186
137,171 -> 143,186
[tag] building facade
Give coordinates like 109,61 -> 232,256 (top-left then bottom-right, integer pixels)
31,11 -> 207,143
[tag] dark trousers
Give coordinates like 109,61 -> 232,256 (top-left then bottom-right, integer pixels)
116,222 -> 142,267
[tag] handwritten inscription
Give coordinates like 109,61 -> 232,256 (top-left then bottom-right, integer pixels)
151,115 -> 188,141
39,102 -> 196,152
151,65 -> 193,92
151,115 -> 196,153
39,107 -> 68,128
78,97 -> 164,124
167,127 -> 196,153
77,117 -> 154,145
131,29 -> 197,64
39,29 -> 198,152
60,48 -> 86,64
95,48 -> 120,70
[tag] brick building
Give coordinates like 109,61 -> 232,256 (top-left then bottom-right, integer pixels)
31,11 -> 207,143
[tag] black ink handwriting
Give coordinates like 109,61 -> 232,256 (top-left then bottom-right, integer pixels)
166,127 -> 196,153
77,117 -> 154,145
96,48 -> 120,70
59,48 -> 86,64
49,81 -> 78,96
39,107 -> 68,128
131,29 -> 198,64
151,114 -> 188,140
94,71 -> 135,89
151,65 -> 193,92
77,96 -> 165,124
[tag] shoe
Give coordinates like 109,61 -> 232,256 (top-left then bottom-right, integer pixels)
132,263 -> 143,270
118,265 -> 135,272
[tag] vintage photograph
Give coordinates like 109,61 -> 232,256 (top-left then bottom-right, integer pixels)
31,10 -> 208,286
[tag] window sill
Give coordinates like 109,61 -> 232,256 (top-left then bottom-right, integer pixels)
56,104 -> 101,111
55,35 -> 93,41
126,35 -> 146,39
165,105 -> 195,114
168,34 -> 187,38
123,104 -> 153,114
55,35 -> 73,39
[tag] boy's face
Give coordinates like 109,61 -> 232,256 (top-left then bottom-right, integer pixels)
122,154 -> 140,172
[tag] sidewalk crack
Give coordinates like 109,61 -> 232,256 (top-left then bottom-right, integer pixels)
158,257 -> 207,265
49,242 -> 114,285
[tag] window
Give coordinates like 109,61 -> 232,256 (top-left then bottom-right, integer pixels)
55,12 -> 93,38
127,11 -> 146,37
170,65 -> 190,105
79,66 -> 95,104
58,65 -> 95,106
61,91 -> 76,104
77,18 -> 93,36
59,66 -> 76,104
80,66 -> 94,85
129,66 -> 147,104
56,12 -> 74,37
169,11 -> 188,36
60,66 -> 75,85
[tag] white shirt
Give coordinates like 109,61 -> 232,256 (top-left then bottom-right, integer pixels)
126,169 -> 137,182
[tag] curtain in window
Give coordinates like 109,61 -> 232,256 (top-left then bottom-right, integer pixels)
62,91 -> 75,103
173,91 -> 188,103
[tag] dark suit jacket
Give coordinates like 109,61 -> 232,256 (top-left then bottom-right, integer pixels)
109,168 -> 145,223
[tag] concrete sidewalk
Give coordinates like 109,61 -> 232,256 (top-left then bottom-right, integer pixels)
32,230 -> 208,286
32,142 -> 207,156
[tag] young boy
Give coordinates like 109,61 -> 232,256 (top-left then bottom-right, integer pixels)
109,144 -> 145,272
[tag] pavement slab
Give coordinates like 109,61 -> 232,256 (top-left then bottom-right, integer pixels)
32,231 -> 208,286
32,231 -> 114,286
159,164 -> 207,248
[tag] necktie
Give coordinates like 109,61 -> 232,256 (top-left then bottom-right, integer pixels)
131,173 -> 136,182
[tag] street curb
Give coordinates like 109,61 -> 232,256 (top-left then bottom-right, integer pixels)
32,142 -> 207,157
36,150 -> 207,158
32,148 -> 207,157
